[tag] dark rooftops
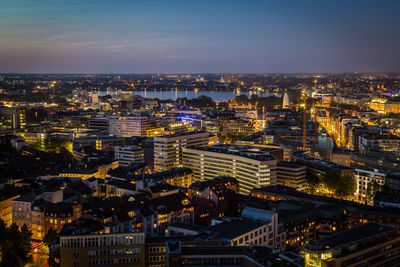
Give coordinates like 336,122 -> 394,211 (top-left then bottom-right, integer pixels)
107,162 -> 146,179
201,218 -> 265,240
253,185 -> 400,219
179,245 -> 299,266
151,192 -> 192,213
106,179 -> 136,191
277,162 -> 305,169
13,192 -> 37,202
148,182 -> 180,194
292,150 -> 354,171
304,222 -> 395,252
131,167 -> 192,182
59,218 -> 103,236
189,176 -> 238,191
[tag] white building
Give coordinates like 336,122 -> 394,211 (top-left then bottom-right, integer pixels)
183,145 -> 277,195
354,168 -> 386,203
154,131 -> 209,172
115,145 -> 144,167
109,116 -> 147,137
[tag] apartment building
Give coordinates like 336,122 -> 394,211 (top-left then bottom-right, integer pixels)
354,167 -> 386,203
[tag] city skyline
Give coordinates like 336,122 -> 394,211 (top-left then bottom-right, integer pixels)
1,0 -> 400,73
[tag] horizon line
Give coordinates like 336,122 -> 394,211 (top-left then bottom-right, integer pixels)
1,72 -> 399,76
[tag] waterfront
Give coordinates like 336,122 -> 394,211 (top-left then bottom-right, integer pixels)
98,90 -> 281,101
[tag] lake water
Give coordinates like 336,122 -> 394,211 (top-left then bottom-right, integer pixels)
98,90 -> 281,101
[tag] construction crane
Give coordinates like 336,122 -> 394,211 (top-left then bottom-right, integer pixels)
302,89 -> 307,150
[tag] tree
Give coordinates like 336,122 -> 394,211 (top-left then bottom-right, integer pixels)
249,95 -> 259,106
218,133 -> 247,144
30,136 -> 73,155
234,95 -> 249,106
0,220 -> 32,267
257,96 -> 282,109
366,180 -> 382,205
322,171 -> 356,198
188,95 -> 216,109
335,175 -> 356,198
306,169 -> 321,193
323,170 -> 339,195
43,227 -> 57,246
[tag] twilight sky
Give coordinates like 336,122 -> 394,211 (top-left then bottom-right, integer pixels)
1,0 -> 399,73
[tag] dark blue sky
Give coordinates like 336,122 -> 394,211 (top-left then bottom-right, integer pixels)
1,0 -> 399,73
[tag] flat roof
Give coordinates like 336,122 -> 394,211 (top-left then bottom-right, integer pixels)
305,222 -> 395,251
186,145 -> 276,162
292,150 -> 353,171
155,130 -> 207,139
201,219 -> 266,240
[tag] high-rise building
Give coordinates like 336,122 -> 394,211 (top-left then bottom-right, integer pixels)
183,145 -> 278,195
115,145 -> 144,167
109,116 -> 147,137
154,131 -> 209,172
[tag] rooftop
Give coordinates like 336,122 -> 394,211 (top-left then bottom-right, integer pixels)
186,145 -> 276,161
132,167 -> 193,181
189,176 -> 238,191
304,222 -> 395,251
292,150 -> 354,171
155,130 -> 207,139
201,218 -> 266,240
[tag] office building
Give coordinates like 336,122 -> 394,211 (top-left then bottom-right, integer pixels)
109,116 -> 147,137
115,145 -> 144,167
183,145 -> 277,195
59,221 -> 145,267
154,131 -> 209,172
277,162 -> 306,191
88,117 -> 109,130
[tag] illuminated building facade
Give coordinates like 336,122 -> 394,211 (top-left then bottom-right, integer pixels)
354,168 -> 386,203
0,107 -> 26,130
0,193 -> 20,227
109,116 -> 147,137
369,98 -> 400,114
154,131 -> 209,172
44,203 -> 82,234
183,145 -> 277,195
133,167 -> 194,188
